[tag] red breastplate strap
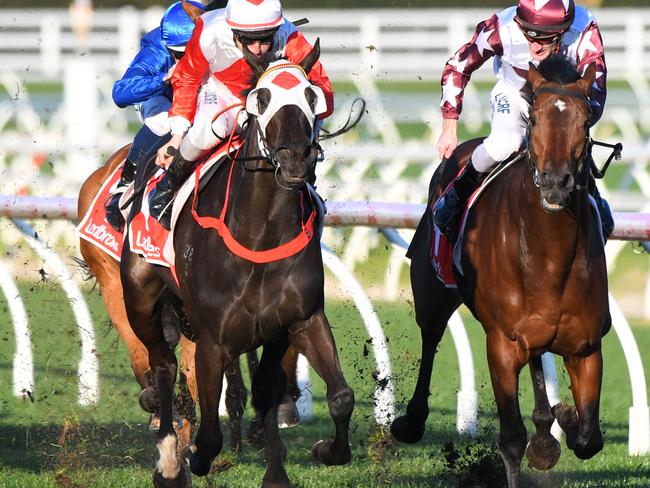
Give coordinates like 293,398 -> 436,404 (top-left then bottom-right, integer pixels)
190,156 -> 317,264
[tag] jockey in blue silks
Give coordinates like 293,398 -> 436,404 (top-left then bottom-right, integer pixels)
105,0 -> 205,232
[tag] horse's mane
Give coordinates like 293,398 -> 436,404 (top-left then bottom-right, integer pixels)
241,51 -> 284,98
521,54 -> 581,111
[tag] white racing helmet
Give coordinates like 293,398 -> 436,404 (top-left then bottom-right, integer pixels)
225,0 -> 284,32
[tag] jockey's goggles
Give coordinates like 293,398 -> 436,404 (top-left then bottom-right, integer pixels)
521,29 -> 562,45
232,28 -> 277,46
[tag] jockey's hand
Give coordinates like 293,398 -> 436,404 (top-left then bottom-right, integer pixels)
156,134 -> 183,169
436,118 -> 459,160
163,63 -> 177,83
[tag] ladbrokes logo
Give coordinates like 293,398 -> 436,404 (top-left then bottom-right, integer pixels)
85,222 -> 119,252
135,231 -> 161,257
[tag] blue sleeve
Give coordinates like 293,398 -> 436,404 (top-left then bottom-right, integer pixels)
112,45 -> 172,108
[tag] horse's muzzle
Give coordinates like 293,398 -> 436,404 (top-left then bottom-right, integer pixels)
276,148 -> 314,189
538,170 -> 574,212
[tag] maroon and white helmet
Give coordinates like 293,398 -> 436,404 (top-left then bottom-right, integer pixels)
515,0 -> 575,36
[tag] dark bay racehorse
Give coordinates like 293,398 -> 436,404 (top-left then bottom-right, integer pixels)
121,42 -> 354,488
391,55 -> 610,488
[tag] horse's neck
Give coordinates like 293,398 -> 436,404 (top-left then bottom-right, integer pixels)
227,137 -> 303,235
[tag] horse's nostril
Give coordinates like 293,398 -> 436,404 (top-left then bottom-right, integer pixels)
562,173 -> 574,189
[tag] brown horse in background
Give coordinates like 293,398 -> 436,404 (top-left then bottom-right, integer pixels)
391,55 -> 610,488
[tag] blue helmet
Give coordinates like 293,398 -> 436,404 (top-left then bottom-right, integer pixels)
160,1 -> 205,51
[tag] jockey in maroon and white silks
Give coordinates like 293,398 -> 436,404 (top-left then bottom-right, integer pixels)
433,0 -> 614,242
440,4 -> 606,144
148,0 -> 333,230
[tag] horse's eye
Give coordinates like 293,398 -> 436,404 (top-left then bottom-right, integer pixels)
304,145 -> 318,163
530,116 -> 536,127
304,87 -> 318,112
257,88 -> 271,114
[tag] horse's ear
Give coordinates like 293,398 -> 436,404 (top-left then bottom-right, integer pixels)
243,43 -> 268,79
528,62 -> 547,92
576,63 -> 597,97
299,38 -> 320,75
181,0 -> 203,23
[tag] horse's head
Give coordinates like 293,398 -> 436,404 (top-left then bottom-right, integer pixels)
526,56 -> 596,211
243,40 -> 327,189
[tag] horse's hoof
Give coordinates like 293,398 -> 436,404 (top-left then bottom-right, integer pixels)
311,439 -> 351,466
277,394 -> 301,429
261,466 -> 290,488
189,449 -> 212,477
390,415 -> 425,444
526,433 -> 561,470
140,387 -> 159,414
552,403 -> 579,450
574,432 -> 604,460
153,462 -> 191,488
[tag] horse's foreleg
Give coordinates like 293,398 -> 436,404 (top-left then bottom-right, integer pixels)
252,339 -> 291,488
557,349 -> 604,460
277,345 -> 301,429
487,332 -> 527,488
391,249 -> 460,444
245,350 -> 265,448
525,355 -> 561,470
290,311 -> 354,467
190,340 -> 226,477
177,336 -> 197,452
224,359 -> 247,453
123,289 -> 186,487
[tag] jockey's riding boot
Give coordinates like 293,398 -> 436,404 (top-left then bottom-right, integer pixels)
433,160 -> 485,242
588,178 -> 614,241
105,158 -> 137,232
148,151 -> 195,230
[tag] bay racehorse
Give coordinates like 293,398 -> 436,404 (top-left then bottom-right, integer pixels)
391,55 -> 610,488
120,42 -> 354,487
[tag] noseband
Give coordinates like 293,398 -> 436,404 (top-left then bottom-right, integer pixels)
526,85 -> 592,191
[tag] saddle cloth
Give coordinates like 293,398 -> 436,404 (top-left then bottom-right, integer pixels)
430,155 -> 523,288
77,142 -> 241,267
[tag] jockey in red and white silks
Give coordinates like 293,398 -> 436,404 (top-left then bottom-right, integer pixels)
148,0 -> 333,229
167,9 -> 333,161
433,0 -> 613,242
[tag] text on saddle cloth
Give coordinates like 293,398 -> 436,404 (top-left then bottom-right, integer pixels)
77,162 -> 128,262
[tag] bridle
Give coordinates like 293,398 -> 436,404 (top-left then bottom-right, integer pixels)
525,84 -> 592,191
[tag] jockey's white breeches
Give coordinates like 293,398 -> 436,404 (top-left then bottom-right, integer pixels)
179,86 -> 244,162
135,95 -> 172,137
472,81 -> 530,173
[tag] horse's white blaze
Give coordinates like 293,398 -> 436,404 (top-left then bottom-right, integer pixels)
155,434 -> 180,479
554,99 -> 567,112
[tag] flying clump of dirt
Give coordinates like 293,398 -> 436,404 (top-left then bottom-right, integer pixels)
440,440 -> 508,488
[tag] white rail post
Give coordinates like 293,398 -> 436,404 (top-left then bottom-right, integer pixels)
609,293 -> 650,455
321,244 -> 395,426
40,16 -> 61,78
0,260 -> 34,400
64,58 -> 99,189
13,219 -> 99,406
